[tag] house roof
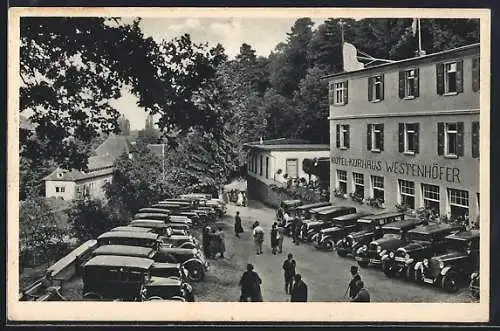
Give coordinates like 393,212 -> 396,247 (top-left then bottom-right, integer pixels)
244,144 -> 330,152
94,134 -> 131,159
244,138 -> 312,146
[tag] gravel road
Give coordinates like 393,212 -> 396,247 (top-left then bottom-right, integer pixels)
193,200 -> 476,303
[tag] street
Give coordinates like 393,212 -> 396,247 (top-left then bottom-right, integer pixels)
193,200 -> 476,303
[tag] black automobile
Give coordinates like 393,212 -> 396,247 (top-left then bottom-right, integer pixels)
137,207 -> 171,215
336,212 -> 405,258
313,212 -> 373,250
129,219 -> 190,236
134,212 -> 193,226
280,199 -> 303,212
293,205 -> 341,237
414,230 -> 479,292
82,255 -> 194,301
381,223 -> 465,279
97,230 -> 198,250
301,206 -> 357,242
355,218 -> 426,268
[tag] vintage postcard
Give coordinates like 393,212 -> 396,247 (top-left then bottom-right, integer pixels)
7,6 -> 490,322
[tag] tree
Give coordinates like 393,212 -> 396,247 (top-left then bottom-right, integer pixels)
105,143 -> 172,215
20,197 -> 66,266
118,114 -> 131,136
66,198 -> 126,242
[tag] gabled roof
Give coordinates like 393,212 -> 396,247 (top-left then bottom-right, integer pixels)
94,134 -> 131,159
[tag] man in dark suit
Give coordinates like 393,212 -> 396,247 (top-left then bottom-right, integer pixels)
290,274 -> 308,302
350,280 -> 370,302
348,265 -> 362,299
239,263 -> 263,302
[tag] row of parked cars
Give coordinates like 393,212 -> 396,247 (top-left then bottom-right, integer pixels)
80,193 -> 226,302
279,200 -> 480,297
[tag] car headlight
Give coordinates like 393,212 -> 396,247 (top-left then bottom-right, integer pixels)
439,261 -> 444,269
470,272 -> 478,280
376,246 -> 381,253
389,252 -> 395,259
362,245 -> 367,251
342,238 -> 346,243
423,258 -> 429,267
405,254 -> 410,259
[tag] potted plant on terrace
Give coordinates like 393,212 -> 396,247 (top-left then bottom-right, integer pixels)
349,192 -> 364,204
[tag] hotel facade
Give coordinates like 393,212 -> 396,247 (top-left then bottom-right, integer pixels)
325,44 -> 480,223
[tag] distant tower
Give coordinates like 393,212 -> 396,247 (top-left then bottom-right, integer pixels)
145,114 -> 154,130
118,114 -> 130,136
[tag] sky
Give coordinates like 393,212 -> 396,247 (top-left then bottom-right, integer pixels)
112,17 -> 329,130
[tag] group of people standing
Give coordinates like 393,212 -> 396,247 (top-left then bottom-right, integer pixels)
202,226 -> 226,259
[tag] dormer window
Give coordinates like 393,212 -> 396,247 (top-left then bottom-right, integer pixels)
57,172 -> 63,178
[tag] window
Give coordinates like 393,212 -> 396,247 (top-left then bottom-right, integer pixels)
437,122 -> 464,158
259,155 -> 263,176
399,69 -> 420,99
329,81 -> 348,106
265,157 -> 269,179
399,180 -> 415,209
448,189 -> 469,220
422,184 -> 440,213
367,124 -> 384,152
336,124 -> 350,149
436,61 -> 463,95
286,159 -> 298,179
352,172 -> 364,198
371,175 -> 384,202
472,57 -> 480,92
337,170 -> 347,194
55,187 -> 60,193
472,121 -> 480,158
398,123 -> 419,154
60,186 -> 65,193
368,75 -> 384,102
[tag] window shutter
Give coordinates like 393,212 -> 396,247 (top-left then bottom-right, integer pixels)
368,77 -> 373,101
457,122 -> 464,157
379,124 -> 384,151
380,75 -> 385,101
398,123 -> 404,153
437,122 -> 444,155
414,68 -> 420,97
472,58 -> 480,92
456,60 -> 464,93
398,71 -> 405,99
367,124 -> 372,150
343,81 -> 349,104
329,81 -> 334,105
472,121 -> 480,158
414,123 -> 420,154
336,124 -> 340,148
436,63 -> 445,95
346,124 -> 350,148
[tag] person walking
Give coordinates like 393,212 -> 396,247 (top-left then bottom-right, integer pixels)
253,222 -> 264,255
282,253 -> 296,294
348,265 -> 362,300
234,211 -> 244,238
216,227 -> 226,258
350,280 -> 370,302
292,217 -> 302,245
290,274 -> 308,302
239,264 -> 263,302
270,223 -> 279,255
277,223 -> 285,253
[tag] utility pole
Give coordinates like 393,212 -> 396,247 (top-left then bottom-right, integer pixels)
339,19 -> 345,45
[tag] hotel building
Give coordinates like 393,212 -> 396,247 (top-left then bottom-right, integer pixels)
324,44 -> 480,223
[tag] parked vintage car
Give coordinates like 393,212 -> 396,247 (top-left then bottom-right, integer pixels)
283,202 -> 331,235
313,212 -> 373,250
82,255 -> 194,301
414,230 -> 480,292
336,212 -> 405,258
137,207 -> 172,215
355,218 -> 426,268
156,247 -> 209,281
134,212 -> 193,226
280,199 -> 303,212
380,223 -> 465,279
97,231 -> 162,249
469,272 -> 480,299
129,219 -> 190,235
293,205 -> 341,235
301,206 -> 357,241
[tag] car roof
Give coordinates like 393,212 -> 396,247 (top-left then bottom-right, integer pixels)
151,262 -> 181,269
93,245 -> 156,258
98,231 -> 160,240
296,202 -> 331,210
160,247 -> 196,254
358,211 -> 404,220
84,255 -> 154,269
148,276 -> 182,286
382,218 -> 423,230
445,230 -> 480,241
334,212 -> 373,221
408,223 -> 463,235
317,206 -> 355,216
111,226 -> 153,233
134,213 -> 170,219
310,205 -> 339,213
129,220 -> 171,229
138,208 -> 171,214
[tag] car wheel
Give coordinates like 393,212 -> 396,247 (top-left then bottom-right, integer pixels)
441,271 -> 460,293
324,239 -> 335,251
337,248 -> 347,257
146,296 -> 164,301
184,261 -> 205,282
83,292 -> 102,301
169,296 -> 186,301
405,264 -> 415,281
382,262 -> 395,278
179,242 -> 197,249
357,259 -> 369,268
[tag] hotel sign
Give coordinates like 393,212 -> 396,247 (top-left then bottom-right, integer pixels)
331,157 -> 461,184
